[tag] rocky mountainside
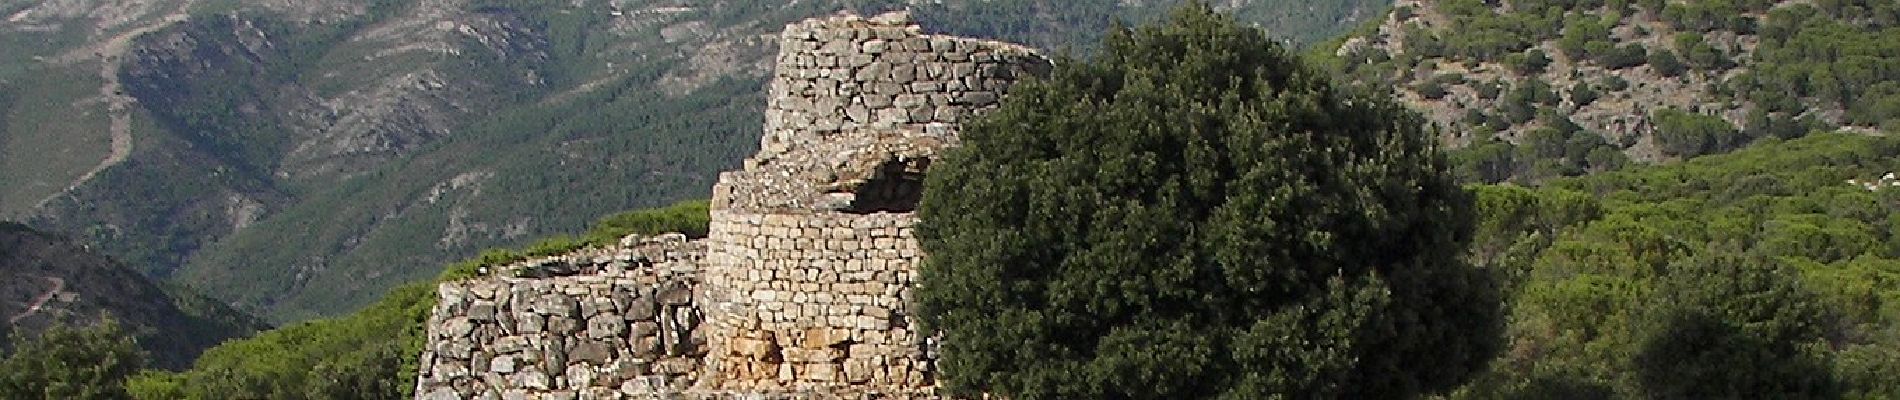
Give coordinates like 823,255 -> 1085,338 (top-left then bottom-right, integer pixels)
1328,0 -> 1900,182
0,222 -> 263,370
0,0 -> 1389,322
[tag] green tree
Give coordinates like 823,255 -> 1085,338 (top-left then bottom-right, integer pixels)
916,3 -> 1501,398
1569,82 -> 1600,107
1673,33 -> 1729,69
1594,43 -> 1648,69
1417,79 -> 1452,99
1452,140 -> 1520,183
0,321 -> 146,400
1649,49 -> 1687,77
1634,253 -> 1839,399
1652,108 -> 1740,157
1506,49 -> 1553,75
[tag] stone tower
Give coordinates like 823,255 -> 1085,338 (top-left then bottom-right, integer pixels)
699,11 -> 1049,394
412,11 -> 1049,399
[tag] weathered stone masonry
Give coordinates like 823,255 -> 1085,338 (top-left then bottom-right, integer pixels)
415,11 -> 1049,399
417,235 -> 711,399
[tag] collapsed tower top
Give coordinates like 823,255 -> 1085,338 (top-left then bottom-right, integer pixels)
714,10 -> 1052,214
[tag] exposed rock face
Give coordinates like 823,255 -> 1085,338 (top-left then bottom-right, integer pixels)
414,11 -> 1050,399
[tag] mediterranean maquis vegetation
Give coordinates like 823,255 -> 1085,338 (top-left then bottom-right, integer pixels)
916,5 -> 1499,398
4,0 -> 1900,399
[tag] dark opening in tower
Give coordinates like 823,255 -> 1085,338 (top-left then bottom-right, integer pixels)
841,158 -> 928,214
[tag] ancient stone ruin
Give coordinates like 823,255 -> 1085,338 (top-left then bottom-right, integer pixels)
413,11 -> 1049,399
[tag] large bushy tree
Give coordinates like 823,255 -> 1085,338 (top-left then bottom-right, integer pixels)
914,3 -> 1502,398
0,321 -> 145,400
1635,253 -> 1839,399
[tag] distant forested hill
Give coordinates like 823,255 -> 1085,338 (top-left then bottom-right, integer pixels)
0,222 -> 263,370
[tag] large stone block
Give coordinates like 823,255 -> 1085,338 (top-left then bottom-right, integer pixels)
585,314 -> 625,340
568,340 -> 615,365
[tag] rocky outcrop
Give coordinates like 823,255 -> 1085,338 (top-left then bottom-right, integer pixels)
413,11 -> 1050,399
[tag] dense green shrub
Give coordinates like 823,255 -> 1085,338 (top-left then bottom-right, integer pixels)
1452,140 -> 1520,184
1634,254 -> 1840,398
1569,82 -> 1600,106
1418,79 -> 1452,99
1421,72 -> 1474,98
1522,127 -> 1571,159
1475,80 -> 1505,99
1498,79 -> 1559,125
1674,33 -> 1729,70
1848,84 -> 1900,128
1649,49 -> 1687,76
1558,17 -> 1612,58
0,322 -> 144,400
1652,108 -> 1740,157
1452,133 -> 1900,398
1595,43 -> 1649,69
1505,49 -> 1553,75
916,4 -> 1500,398
1600,75 -> 1631,91
125,284 -> 432,400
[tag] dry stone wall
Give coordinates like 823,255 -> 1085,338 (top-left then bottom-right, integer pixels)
415,235 -> 709,399
415,10 -> 1048,400
698,211 -> 930,394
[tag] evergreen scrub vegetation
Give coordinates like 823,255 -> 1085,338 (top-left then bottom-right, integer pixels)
914,4 -> 1502,398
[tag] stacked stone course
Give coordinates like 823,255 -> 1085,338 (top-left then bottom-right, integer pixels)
417,235 -> 710,399
722,11 -> 1049,212
415,10 -> 1049,400
755,11 -> 1044,164
699,212 -> 930,393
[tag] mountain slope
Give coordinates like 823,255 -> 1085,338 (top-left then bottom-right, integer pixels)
0,222 -> 263,370
0,0 -> 193,216
1328,0 -> 1900,183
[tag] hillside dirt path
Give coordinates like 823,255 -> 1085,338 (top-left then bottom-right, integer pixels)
34,2 -> 193,209
8,277 -> 66,324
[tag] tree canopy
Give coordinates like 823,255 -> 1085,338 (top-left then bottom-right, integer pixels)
1634,253 -> 1838,399
1451,133 -> 1900,398
0,321 -> 145,400
914,3 -> 1502,398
